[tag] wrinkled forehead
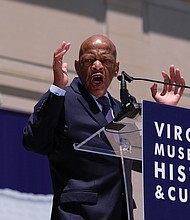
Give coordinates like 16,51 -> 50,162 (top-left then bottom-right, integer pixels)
79,37 -> 117,58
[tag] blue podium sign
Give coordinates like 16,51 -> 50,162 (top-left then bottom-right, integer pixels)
143,100 -> 190,220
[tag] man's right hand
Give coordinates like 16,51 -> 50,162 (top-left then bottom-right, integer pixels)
53,41 -> 71,89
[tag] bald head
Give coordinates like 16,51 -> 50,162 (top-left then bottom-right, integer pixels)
79,34 -> 117,59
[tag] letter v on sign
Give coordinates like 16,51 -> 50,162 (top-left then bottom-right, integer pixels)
154,121 -> 165,137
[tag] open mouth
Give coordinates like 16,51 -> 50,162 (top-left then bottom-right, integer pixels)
91,73 -> 104,85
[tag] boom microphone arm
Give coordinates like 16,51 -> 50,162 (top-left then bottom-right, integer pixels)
117,71 -> 190,89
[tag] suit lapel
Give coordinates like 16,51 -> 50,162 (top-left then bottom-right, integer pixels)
70,78 -> 121,127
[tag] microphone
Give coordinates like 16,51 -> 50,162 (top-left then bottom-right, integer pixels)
114,71 -> 141,121
117,71 -> 133,83
117,70 -> 190,89
120,71 -> 131,106
115,70 -> 188,121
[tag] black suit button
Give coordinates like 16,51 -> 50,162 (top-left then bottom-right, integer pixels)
121,192 -> 125,199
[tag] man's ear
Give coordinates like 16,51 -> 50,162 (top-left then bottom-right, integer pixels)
75,60 -> 79,75
114,62 -> 119,77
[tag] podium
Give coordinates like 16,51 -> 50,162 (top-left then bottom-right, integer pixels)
73,113 -> 142,160
74,100 -> 190,220
74,103 -> 142,220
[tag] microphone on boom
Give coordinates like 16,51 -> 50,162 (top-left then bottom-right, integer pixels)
115,70 -> 188,122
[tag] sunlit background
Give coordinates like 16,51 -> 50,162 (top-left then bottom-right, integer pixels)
1,0 -> 190,219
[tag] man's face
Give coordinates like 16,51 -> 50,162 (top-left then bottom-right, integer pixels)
75,37 -> 119,98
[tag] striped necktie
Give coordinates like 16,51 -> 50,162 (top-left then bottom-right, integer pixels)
97,96 -> 113,123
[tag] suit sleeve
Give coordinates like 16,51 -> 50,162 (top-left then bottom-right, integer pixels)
23,90 -> 64,155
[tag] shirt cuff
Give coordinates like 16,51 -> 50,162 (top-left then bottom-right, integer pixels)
50,85 -> 66,96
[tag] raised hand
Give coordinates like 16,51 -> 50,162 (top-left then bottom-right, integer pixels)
53,41 -> 71,89
151,65 -> 185,106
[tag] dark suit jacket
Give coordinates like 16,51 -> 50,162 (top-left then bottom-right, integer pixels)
23,77 -> 138,220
